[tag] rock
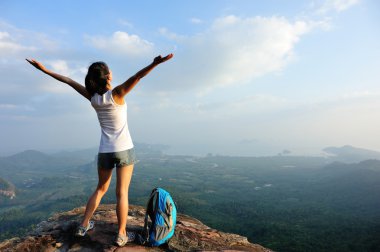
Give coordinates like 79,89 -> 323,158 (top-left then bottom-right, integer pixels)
0,204 -> 271,252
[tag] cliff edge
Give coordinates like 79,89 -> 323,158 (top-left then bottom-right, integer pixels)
0,204 -> 271,252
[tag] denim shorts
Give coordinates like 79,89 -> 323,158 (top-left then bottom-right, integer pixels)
97,148 -> 137,169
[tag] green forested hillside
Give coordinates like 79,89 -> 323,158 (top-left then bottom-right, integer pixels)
0,147 -> 379,252
0,177 -> 13,191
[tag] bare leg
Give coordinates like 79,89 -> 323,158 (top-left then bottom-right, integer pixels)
116,164 -> 134,235
81,167 -> 113,227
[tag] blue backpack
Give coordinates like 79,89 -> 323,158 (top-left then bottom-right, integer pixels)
138,187 -> 177,246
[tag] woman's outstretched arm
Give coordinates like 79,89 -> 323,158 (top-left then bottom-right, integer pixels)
26,59 -> 91,101
112,54 -> 173,101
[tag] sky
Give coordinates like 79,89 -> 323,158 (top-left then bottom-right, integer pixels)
0,0 -> 379,156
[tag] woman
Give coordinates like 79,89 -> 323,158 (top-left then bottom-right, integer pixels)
26,53 -> 173,246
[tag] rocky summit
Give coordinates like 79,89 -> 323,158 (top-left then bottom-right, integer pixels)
0,204 -> 271,252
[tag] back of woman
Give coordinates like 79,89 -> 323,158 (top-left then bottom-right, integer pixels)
26,54 -> 173,247
91,89 -> 133,153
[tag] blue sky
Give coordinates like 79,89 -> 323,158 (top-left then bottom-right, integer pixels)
1,0 -> 379,156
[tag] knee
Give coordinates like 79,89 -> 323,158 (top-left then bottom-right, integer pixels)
96,184 -> 109,195
116,188 -> 128,199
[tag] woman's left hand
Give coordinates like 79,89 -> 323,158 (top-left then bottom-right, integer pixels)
26,59 -> 48,72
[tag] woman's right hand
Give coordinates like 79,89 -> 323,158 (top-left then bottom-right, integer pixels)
26,59 -> 48,72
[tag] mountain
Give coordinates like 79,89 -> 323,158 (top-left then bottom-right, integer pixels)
323,145 -> 380,163
0,143 -> 168,186
0,204 -> 271,252
0,149 -> 97,187
3,149 -> 93,169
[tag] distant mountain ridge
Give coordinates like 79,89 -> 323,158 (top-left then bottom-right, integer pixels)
0,143 -> 168,186
0,149 -> 87,180
323,145 -> 380,163
5,149 -> 53,164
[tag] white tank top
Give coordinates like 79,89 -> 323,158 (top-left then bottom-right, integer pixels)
91,90 -> 134,153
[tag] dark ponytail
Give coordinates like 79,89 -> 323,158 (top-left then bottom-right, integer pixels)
85,62 -> 110,96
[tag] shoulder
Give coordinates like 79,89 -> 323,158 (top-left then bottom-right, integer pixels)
111,89 -> 126,105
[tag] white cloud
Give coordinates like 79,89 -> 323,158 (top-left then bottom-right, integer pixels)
86,31 -> 154,57
48,60 -> 70,76
317,0 -> 360,14
0,103 -> 35,111
0,31 -> 36,54
192,94 -> 292,117
159,27 -> 186,41
0,103 -> 18,109
157,15 -> 321,94
46,59 -> 75,76
301,90 -> 380,109
0,22 -> 57,58
140,88 -> 380,127
190,18 -> 203,24
118,19 -> 133,28
38,60 -> 88,94
340,90 -> 380,100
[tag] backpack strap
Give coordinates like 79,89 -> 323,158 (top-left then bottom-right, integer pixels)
158,208 -> 171,228
141,188 -> 159,243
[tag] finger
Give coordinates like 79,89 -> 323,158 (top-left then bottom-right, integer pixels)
26,59 -> 36,65
164,54 -> 173,61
